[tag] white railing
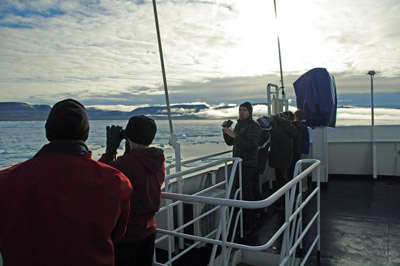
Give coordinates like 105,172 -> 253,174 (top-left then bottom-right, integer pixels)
155,158 -> 321,266
163,150 -> 231,250
165,150 -> 232,175
157,156 -> 243,264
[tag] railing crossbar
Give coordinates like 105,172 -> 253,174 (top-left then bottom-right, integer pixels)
289,211 -> 320,256
160,227 -> 221,265
162,160 -> 319,209
300,235 -> 320,266
166,150 -> 231,171
165,157 -> 241,180
156,189 -> 225,244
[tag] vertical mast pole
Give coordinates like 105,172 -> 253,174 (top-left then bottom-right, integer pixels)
152,0 -> 174,135
273,0 -> 285,95
152,0 -> 184,250
151,0 -> 181,173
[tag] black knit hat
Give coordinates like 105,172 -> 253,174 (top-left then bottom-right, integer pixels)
239,101 -> 253,115
45,99 -> 89,141
124,115 -> 157,145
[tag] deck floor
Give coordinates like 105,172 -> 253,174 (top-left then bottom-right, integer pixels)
248,175 -> 400,266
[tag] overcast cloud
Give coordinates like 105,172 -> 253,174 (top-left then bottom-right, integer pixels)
0,0 -> 399,107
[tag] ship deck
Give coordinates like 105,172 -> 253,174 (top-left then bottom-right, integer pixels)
258,175 -> 400,266
157,174 -> 400,266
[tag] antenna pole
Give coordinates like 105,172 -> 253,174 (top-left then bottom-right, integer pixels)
152,0 -> 184,250
273,0 -> 285,95
152,0 -> 174,134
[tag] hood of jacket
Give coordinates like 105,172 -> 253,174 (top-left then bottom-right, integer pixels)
277,119 -> 297,138
131,147 -> 165,174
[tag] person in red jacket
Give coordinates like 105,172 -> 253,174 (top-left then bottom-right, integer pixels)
0,99 -> 132,266
99,115 -> 165,266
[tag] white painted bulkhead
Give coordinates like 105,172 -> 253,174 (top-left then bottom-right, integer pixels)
313,125 -> 400,177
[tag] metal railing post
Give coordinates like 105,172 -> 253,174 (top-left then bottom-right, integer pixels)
220,206 -> 228,265
317,163 -> 321,263
165,179 -> 175,262
239,162 -> 243,238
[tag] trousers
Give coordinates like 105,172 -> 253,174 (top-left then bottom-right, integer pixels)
114,232 -> 156,266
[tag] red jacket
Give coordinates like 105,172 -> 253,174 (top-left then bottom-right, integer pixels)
99,147 -> 165,241
0,142 -> 132,266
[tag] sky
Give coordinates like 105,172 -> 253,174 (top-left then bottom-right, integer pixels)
0,0 -> 400,111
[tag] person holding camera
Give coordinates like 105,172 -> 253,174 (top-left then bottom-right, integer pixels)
222,102 -> 261,234
99,115 -> 165,266
0,99 -> 132,266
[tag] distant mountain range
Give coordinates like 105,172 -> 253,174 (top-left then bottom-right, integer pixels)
0,102 -> 52,121
1,94 -> 399,121
0,102 -> 229,121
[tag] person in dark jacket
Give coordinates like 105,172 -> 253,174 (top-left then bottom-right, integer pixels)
269,112 -> 297,210
285,111 -> 302,179
0,99 -> 133,266
99,115 -> 165,266
295,109 -> 310,192
222,102 -> 261,233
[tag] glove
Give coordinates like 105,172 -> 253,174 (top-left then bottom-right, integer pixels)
124,140 -> 131,155
106,125 -> 124,154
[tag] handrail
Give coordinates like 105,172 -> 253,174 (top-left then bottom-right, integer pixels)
162,159 -> 319,208
166,150 -> 231,174
165,157 -> 240,181
155,205 -> 317,253
155,159 -> 321,266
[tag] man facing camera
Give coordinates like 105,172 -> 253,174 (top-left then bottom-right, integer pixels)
222,102 -> 261,234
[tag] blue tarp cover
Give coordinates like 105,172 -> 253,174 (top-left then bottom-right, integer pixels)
293,68 -> 337,128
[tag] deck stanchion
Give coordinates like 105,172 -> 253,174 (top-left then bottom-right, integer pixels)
220,206 -> 228,265
239,163 -> 243,237
317,162 -> 321,263
368,70 -> 377,179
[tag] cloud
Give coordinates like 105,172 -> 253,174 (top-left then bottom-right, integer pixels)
87,104 -> 149,112
277,0 -> 400,77
336,107 -> 400,126
0,0 -> 399,106
188,102 -> 400,126
196,106 -> 239,119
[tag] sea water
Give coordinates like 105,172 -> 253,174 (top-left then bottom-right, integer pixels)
1,115 -> 400,170
0,120 -> 229,170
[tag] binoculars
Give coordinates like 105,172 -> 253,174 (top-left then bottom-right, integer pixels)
222,120 -> 233,128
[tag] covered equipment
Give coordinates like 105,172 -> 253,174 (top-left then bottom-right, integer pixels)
293,68 -> 337,128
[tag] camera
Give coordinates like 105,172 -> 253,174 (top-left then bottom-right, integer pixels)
222,119 -> 233,128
